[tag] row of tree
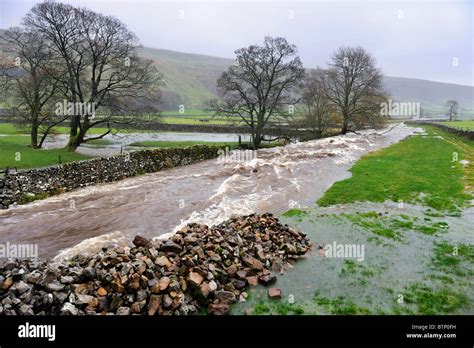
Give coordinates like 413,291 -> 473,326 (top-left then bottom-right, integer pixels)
0,0 -> 160,151
1,1 -> 389,151
208,38 -> 388,148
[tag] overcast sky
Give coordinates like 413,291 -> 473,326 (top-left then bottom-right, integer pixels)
1,0 -> 473,86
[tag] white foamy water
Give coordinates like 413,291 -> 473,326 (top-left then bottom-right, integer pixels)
0,124 -> 418,260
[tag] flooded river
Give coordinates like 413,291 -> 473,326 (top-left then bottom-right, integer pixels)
0,124 -> 418,259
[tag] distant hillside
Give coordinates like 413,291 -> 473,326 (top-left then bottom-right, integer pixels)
137,47 -> 232,111
383,76 -> 474,118
1,32 -> 472,117
138,46 -> 474,118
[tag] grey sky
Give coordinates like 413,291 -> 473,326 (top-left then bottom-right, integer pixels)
1,0 -> 472,85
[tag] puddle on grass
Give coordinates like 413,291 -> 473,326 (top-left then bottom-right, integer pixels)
232,202 -> 474,315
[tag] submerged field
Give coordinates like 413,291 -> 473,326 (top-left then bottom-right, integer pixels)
233,125 -> 474,315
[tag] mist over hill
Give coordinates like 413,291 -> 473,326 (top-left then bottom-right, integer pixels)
1,31 -> 472,117
138,46 -> 473,118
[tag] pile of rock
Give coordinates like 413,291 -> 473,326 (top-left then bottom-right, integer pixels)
0,213 -> 311,315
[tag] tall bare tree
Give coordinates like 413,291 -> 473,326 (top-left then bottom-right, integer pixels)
300,68 -> 333,138
23,1 -> 161,151
446,100 -> 458,121
208,36 -> 305,149
0,27 -> 66,148
325,46 -> 387,134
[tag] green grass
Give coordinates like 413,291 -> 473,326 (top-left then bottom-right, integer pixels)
84,138 -> 115,145
0,135 -> 89,170
253,299 -> 304,315
281,209 -> 308,218
318,126 -> 473,213
401,284 -> 468,315
439,120 -> 474,131
160,116 -> 234,125
128,140 -> 241,149
314,294 -> 372,314
341,211 -> 450,242
432,241 -> 474,277
160,109 -> 214,116
0,123 -> 26,135
342,212 -> 403,241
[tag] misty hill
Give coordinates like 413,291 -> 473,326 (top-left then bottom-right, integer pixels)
383,76 -> 474,118
138,46 -> 474,118
1,32 -> 472,117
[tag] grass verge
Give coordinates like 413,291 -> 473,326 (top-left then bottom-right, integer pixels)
317,126 -> 473,213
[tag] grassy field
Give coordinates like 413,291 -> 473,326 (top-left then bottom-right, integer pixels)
160,109 -> 214,116
0,123 -> 95,170
439,120 -> 474,130
0,135 -> 89,170
317,126 -> 473,213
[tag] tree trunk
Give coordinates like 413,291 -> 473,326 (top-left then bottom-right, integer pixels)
340,112 -> 349,134
30,125 -> 39,149
38,127 -> 52,148
253,127 -> 262,149
66,130 -> 85,152
66,115 -> 81,151
30,110 -> 39,149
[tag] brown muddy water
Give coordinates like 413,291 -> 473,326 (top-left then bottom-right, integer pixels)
0,124 -> 419,259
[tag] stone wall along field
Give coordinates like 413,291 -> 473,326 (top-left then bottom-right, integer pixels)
0,145 -> 221,209
407,121 -> 474,140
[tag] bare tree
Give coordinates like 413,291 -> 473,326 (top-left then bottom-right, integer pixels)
325,46 -> 387,134
207,36 -> 305,149
299,68 -> 333,138
446,100 -> 458,121
0,27 -> 66,148
23,1 -> 161,151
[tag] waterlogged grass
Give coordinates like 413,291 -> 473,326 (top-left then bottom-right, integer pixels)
340,211 -> 450,242
340,260 -> 375,278
400,284 -> 469,315
231,204 -> 474,315
341,212 -> 403,241
0,135 -> 89,170
314,294 -> 372,314
431,241 -> 474,277
281,208 -> 308,218
253,299 -> 305,315
318,126 -> 473,213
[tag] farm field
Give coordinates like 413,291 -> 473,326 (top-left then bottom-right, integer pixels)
439,120 -> 474,131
